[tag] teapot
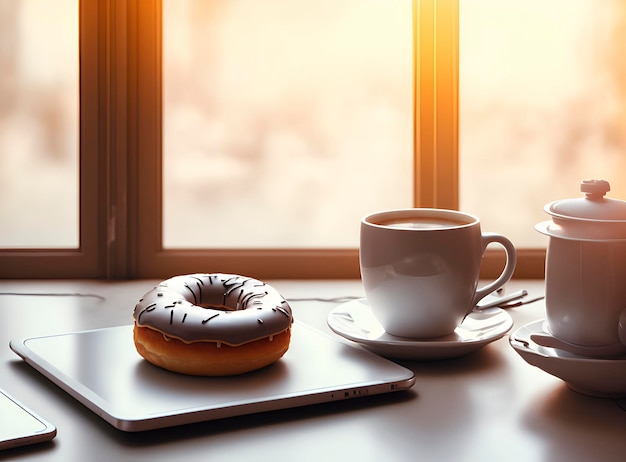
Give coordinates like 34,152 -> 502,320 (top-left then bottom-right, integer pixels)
535,179 -> 626,357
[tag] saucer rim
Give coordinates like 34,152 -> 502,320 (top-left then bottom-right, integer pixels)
509,319 -> 626,397
510,319 -> 626,364
327,298 -> 513,349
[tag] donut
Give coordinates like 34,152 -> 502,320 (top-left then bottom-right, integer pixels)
132,273 -> 293,376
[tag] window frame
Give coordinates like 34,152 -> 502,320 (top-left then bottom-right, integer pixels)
0,0 -> 544,279
0,0 -> 105,278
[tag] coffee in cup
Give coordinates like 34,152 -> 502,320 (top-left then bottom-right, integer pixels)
360,208 -> 517,338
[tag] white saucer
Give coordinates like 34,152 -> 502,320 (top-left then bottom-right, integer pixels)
509,320 -> 626,398
327,298 -> 513,360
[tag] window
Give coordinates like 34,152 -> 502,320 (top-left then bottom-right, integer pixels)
0,0 -> 101,278
459,0 -> 626,250
161,0 -> 413,249
135,0 -> 462,279
6,0 -> 618,279
0,0 -> 79,249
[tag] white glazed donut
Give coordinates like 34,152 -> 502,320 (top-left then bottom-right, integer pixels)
133,273 -> 293,376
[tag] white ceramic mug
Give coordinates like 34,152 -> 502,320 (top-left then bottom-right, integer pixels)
360,208 -> 517,338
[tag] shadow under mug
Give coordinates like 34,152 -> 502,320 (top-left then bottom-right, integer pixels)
360,208 -> 517,338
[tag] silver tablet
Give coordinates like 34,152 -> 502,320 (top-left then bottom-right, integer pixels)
10,321 -> 415,432
0,388 -> 56,451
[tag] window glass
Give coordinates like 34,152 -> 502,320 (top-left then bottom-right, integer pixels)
460,0 -> 626,248
0,0 -> 79,248
162,0 -> 413,248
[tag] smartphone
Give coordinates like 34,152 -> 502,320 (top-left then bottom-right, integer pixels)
0,388 -> 56,451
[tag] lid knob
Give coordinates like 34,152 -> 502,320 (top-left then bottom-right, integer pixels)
581,179 -> 610,200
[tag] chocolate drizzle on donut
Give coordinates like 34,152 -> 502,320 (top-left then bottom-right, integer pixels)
202,313 -> 220,324
136,303 -> 157,323
133,273 -> 293,346
276,306 -> 291,317
184,283 -> 198,305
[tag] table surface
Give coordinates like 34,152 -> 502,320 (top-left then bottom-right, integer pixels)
1,279 -> 625,462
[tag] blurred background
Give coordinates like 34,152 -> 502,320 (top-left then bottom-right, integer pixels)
1,0 -> 625,250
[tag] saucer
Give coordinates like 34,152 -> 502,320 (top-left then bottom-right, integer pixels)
509,320 -> 626,398
327,298 -> 513,360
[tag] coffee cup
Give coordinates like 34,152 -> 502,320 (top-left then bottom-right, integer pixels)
360,208 -> 517,338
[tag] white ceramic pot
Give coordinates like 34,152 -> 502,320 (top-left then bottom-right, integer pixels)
535,179 -> 626,357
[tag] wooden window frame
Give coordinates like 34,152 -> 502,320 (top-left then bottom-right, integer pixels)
0,1 -> 105,278
0,0 -> 544,279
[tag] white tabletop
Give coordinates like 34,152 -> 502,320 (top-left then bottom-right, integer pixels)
1,279 -> 625,461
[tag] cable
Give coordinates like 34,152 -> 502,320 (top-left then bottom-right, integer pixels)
613,398 -> 626,412
0,292 -> 106,302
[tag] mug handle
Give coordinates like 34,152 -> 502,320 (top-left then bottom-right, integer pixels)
469,233 -> 517,314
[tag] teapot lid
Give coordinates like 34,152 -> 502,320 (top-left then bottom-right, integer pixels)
547,179 -> 626,221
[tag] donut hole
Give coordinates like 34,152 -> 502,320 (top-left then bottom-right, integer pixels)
196,303 -> 236,311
